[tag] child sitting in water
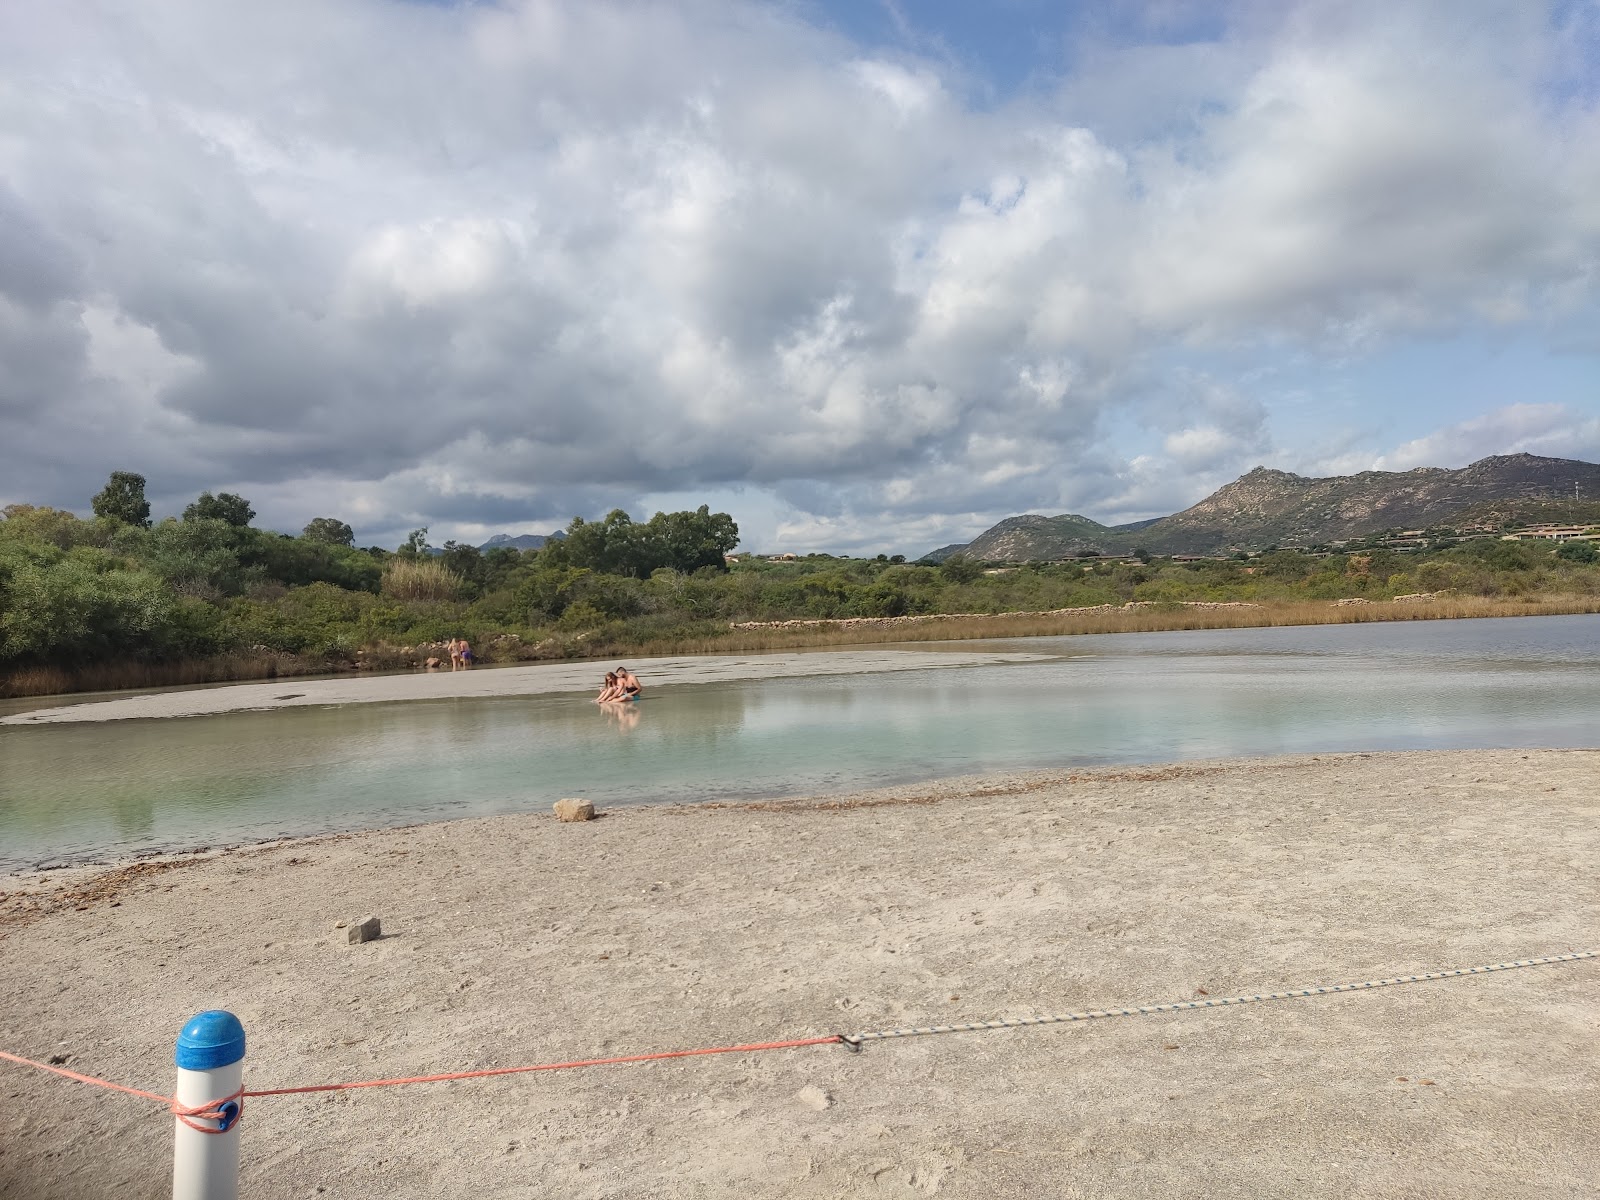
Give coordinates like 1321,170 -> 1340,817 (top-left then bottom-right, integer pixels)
594,671 -> 624,702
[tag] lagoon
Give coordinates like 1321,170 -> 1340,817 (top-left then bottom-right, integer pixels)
2,613 -> 1597,871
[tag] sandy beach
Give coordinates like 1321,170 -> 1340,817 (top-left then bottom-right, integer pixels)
0,647 -> 1053,725
1,748 -> 1596,1198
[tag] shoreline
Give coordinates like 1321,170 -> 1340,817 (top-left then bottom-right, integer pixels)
0,646 -> 1052,725
2,749 -> 1596,1198
5,596 -> 1596,704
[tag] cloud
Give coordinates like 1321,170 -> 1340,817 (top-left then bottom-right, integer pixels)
0,0 -> 1596,551
1374,402 -> 1600,471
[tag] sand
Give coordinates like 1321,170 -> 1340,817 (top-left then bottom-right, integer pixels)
0,648 -> 1053,725
2,749 -> 1597,1198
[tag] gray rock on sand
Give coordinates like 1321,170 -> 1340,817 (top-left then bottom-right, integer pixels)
347,915 -> 381,944
553,798 -> 596,822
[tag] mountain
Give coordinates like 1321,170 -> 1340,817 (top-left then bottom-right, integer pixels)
960,513 -> 1115,561
479,530 -> 566,552
936,454 -> 1600,561
918,542 -> 974,565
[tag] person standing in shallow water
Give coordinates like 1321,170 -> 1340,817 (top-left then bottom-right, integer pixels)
446,638 -> 461,670
456,638 -> 474,669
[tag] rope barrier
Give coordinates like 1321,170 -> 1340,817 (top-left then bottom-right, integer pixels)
838,951 -> 1599,1046
1,950 -> 1592,1126
0,1049 -> 242,1131
241,1035 -> 844,1097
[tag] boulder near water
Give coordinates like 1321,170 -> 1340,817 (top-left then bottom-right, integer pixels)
553,798 -> 596,822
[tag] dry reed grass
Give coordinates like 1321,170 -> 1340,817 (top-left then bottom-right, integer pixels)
5,595 -> 1595,700
380,558 -> 462,602
0,652 -> 319,699
629,594 -> 1600,657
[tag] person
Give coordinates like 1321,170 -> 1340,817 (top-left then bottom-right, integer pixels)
615,666 -> 642,700
457,637 -> 474,669
594,671 -> 623,703
446,637 -> 462,670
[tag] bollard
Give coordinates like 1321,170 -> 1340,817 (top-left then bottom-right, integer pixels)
172,1010 -> 245,1200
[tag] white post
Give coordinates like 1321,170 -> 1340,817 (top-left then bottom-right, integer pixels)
172,1010 -> 244,1200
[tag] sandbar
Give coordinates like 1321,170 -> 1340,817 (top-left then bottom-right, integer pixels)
1,749 -> 1595,1197
0,647 -> 1053,725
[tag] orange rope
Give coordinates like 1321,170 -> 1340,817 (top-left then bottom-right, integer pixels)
246,1035 -> 844,1096
0,1049 -> 241,1131
0,1034 -> 844,1121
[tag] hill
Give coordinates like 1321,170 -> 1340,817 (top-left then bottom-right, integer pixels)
479,530 -> 566,552
936,454 -> 1600,561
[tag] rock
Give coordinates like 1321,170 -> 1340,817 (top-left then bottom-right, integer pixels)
553,798 -> 596,822
347,916 -> 381,944
795,1085 -> 831,1111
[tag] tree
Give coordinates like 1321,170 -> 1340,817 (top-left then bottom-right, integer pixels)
302,517 -> 356,547
439,540 -> 486,589
396,527 -> 431,560
647,505 -> 739,574
939,554 -> 982,584
563,506 -> 739,578
183,491 -> 254,527
91,472 -> 152,528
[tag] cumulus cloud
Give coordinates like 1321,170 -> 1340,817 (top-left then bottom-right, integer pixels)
0,0 -> 1597,551
1374,402 -> 1600,471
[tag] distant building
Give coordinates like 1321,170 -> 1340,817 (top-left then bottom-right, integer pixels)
1501,525 -> 1597,542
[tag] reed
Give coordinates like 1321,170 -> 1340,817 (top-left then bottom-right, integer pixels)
0,652 -> 324,699
5,595 -> 1595,700
602,594 -> 1600,657
380,558 -> 463,602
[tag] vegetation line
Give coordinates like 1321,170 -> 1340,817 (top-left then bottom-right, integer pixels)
4,472 -> 1598,699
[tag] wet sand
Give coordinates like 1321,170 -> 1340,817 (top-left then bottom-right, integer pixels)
2,749 -> 1596,1198
0,647 -> 1053,725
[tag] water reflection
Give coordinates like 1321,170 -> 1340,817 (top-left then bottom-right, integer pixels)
599,702 -> 642,732
3,613 -> 1598,869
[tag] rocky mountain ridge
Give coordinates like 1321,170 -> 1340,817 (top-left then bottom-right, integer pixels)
929,454 -> 1600,561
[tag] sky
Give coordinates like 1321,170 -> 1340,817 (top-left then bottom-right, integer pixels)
2,0 -> 1598,555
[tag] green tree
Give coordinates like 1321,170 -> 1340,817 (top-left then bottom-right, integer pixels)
940,554 -> 982,584
647,505 -> 740,573
143,518 -> 250,598
90,471 -> 152,528
396,527 -> 431,560
1556,541 -> 1599,564
564,507 -> 739,578
182,492 -> 255,527
302,517 -> 356,546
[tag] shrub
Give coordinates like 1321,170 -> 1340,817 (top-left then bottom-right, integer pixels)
381,558 -> 463,602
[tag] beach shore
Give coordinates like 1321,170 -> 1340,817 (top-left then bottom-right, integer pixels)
2,749 -> 1596,1198
0,647 -> 1052,725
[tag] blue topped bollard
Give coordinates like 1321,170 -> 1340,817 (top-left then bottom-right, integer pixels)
172,1010 -> 244,1200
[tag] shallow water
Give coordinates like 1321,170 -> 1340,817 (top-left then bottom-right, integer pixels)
2,614 -> 1597,870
